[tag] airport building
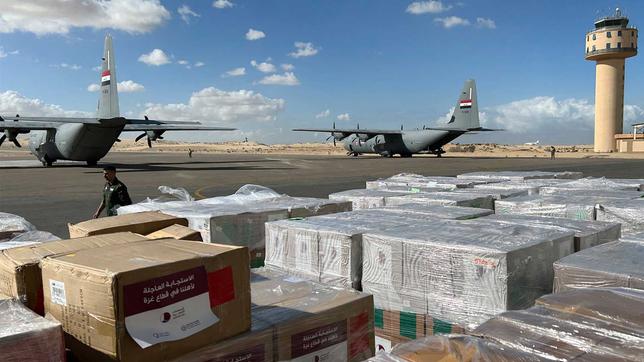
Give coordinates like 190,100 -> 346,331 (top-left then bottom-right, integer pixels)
585,8 -> 637,152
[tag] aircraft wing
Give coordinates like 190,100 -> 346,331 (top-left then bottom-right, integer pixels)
122,124 -> 236,131
1,116 -> 101,124
124,118 -> 202,125
293,128 -> 403,135
0,120 -> 60,130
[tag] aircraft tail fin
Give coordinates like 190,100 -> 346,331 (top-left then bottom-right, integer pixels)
96,34 -> 119,119
445,79 -> 479,130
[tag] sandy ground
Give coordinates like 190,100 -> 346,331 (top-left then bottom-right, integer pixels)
1,136 -> 642,159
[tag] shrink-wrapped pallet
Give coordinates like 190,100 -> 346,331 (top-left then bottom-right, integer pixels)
494,195 -> 598,220
379,204 -> 493,220
457,170 -> 583,181
553,239 -> 644,292
550,177 -> 644,191
451,187 -> 530,201
386,192 -> 495,209
0,212 -> 36,241
328,189 -> 411,210
481,214 -> 621,251
366,174 -> 492,191
538,186 -> 644,199
595,199 -> 644,235
361,219 -> 574,330
0,298 -> 65,362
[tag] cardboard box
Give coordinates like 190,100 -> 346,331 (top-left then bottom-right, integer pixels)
42,238 -> 251,361
147,224 -> 203,241
366,335 -> 534,362
554,240 -> 644,292
0,232 -> 146,314
251,269 -> 375,362
480,214 -> 621,251
0,298 -> 65,362
68,211 -> 188,238
169,317 -> 273,362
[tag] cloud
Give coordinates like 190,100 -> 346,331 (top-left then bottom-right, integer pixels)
55,63 -> 82,70
194,61 -> 205,67
9,50 -> 19,55
337,113 -> 351,121
315,109 -> 330,119
142,87 -> 285,124
406,1 -> 452,14
246,28 -> 266,41
138,49 -> 171,66
0,90 -> 90,117
250,60 -> 276,73
0,48 -> 6,58
178,5 -> 199,24
88,80 -> 145,93
258,72 -> 300,86
177,60 -> 189,65
92,65 -> 102,71
281,63 -> 295,71
0,0 -> 170,35
289,42 -> 319,58
476,17 -> 496,29
212,0 -> 234,9
222,67 -> 246,77
434,16 -> 470,28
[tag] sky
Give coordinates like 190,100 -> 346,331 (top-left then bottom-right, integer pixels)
2,0 -> 644,145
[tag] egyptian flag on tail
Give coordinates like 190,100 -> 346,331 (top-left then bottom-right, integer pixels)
101,70 -> 111,86
459,99 -> 472,109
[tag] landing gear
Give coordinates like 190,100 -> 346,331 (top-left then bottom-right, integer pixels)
435,148 -> 446,158
41,155 -> 53,167
86,160 -> 98,167
400,154 -> 413,158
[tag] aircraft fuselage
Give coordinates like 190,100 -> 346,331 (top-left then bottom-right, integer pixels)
28,120 -> 125,163
342,129 -> 464,156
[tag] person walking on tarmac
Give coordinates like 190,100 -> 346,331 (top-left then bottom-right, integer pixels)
550,146 -> 556,160
93,165 -> 132,218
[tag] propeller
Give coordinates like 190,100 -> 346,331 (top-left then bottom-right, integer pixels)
0,114 -> 22,147
401,124 -> 403,131
135,129 -> 165,148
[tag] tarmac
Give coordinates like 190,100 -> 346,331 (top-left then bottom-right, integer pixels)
3,151 -> 644,237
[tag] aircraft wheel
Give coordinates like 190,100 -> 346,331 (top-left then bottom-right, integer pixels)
401,154 -> 413,158
42,156 -> 53,167
86,160 -> 98,167
436,153 -> 442,158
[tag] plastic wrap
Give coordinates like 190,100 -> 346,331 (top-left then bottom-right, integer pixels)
457,170 -> 583,180
595,199 -> 644,235
553,240 -> 644,292
265,209 -> 438,289
197,184 -> 282,205
473,182 -> 541,195
328,189 -> 411,209
0,298 -> 65,362
361,219 -> 574,330
367,335 -> 538,361
475,288 -> 644,361
482,214 -> 621,251
550,176 -> 644,191
366,173 -> 493,192
538,186 -> 644,199
379,204 -> 494,220
452,187 -> 530,201
0,212 -> 36,241
494,195 -> 597,220
386,192 -> 495,209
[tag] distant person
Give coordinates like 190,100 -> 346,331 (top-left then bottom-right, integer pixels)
93,165 -> 132,218
550,146 -> 556,160
188,148 -> 193,158
244,137 -> 248,143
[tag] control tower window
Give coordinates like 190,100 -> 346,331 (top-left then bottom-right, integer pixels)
592,45 -> 596,51
592,34 -> 596,40
606,43 -> 611,49
587,35 -> 589,41
607,31 -> 611,38
618,42 -> 622,48
618,30 -> 622,36
632,31 -> 635,37
586,47 -> 589,53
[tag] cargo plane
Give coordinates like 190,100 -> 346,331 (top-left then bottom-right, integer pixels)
294,80 -> 500,157
0,35 -> 235,166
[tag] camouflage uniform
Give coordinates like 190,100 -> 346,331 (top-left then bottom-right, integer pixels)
103,178 -> 132,216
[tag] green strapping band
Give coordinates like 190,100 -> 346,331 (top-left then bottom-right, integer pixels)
399,311 -> 417,339
432,317 -> 452,335
375,309 -> 383,329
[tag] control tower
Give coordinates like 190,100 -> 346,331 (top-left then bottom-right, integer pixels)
585,8 -> 637,152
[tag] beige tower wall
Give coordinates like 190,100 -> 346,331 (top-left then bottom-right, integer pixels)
594,58 -> 625,152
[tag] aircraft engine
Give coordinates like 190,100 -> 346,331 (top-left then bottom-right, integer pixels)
356,133 -> 374,142
0,129 -> 22,147
135,130 -> 166,148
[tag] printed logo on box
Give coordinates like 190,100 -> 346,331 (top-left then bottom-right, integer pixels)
210,344 -> 266,362
49,279 -> 66,306
123,266 -> 220,349
290,320 -> 347,361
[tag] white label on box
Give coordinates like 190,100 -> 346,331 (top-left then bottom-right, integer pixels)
375,336 -> 392,353
123,266 -> 219,349
49,279 -> 66,306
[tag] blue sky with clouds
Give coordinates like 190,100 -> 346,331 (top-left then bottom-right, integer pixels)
1,0 -> 644,144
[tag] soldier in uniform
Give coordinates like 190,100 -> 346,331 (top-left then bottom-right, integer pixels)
93,165 -> 132,218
